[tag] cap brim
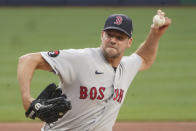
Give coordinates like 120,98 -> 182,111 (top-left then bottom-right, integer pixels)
103,26 -> 131,37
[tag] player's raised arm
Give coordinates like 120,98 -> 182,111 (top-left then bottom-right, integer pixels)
17,53 -> 52,111
136,10 -> 171,71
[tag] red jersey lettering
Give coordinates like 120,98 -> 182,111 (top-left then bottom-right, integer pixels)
80,86 -> 88,99
117,89 -> 124,103
90,87 -> 97,100
113,89 -> 119,101
97,87 -> 106,100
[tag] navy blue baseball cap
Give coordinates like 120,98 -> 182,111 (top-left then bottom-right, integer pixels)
103,14 -> 133,37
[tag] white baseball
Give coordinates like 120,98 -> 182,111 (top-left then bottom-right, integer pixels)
153,15 -> 165,27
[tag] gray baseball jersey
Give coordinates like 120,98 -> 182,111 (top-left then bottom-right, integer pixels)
40,47 -> 142,131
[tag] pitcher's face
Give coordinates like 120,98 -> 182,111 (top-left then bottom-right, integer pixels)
101,29 -> 132,59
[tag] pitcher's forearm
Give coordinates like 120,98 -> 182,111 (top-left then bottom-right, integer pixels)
17,53 -> 53,111
136,10 -> 171,71
17,54 -> 37,111
136,29 -> 161,69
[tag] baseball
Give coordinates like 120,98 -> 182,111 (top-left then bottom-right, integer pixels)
153,15 -> 165,27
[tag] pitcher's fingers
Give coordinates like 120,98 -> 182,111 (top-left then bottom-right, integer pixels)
164,17 -> 172,26
157,9 -> 162,15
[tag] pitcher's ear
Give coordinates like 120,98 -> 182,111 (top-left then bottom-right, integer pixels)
127,38 -> 133,48
101,31 -> 104,41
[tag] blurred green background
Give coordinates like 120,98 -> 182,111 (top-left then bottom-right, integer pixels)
0,7 -> 196,122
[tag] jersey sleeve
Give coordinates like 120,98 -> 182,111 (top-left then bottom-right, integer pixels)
40,50 -> 77,84
125,53 -> 142,71
122,53 -> 142,86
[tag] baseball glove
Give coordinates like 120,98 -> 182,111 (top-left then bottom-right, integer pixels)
25,83 -> 72,123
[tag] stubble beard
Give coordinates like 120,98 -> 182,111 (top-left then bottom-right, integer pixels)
102,47 -> 120,59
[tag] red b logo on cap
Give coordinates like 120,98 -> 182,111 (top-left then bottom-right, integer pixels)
114,16 -> 123,25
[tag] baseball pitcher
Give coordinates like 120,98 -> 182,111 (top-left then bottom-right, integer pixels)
17,10 -> 171,131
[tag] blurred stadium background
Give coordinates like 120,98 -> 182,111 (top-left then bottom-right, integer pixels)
0,0 -> 196,123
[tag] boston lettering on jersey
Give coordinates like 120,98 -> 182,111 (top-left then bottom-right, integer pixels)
80,86 -> 105,100
79,86 -> 124,103
113,89 -> 124,103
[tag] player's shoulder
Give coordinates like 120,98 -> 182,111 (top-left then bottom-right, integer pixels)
121,53 -> 143,71
122,53 -> 142,64
60,47 -> 99,56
